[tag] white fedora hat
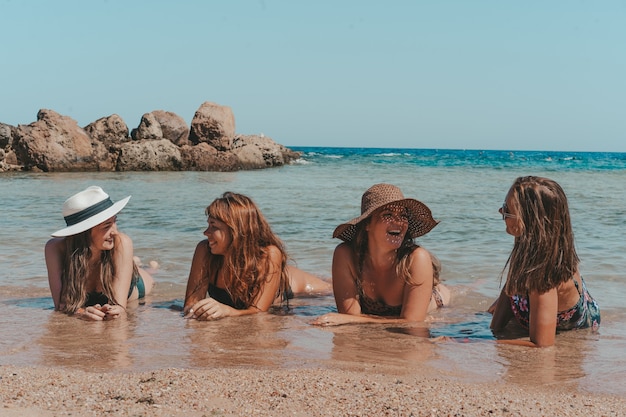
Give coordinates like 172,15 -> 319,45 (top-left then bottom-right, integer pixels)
51,186 -> 131,237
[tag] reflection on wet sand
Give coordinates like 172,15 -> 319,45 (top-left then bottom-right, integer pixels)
325,324 -> 436,371
37,311 -> 136,371
495,330 -> 596,387
183,313 -> 291,369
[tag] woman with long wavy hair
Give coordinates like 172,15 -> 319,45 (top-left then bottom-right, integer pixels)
183,192 -> 330,320
45,186 -> 154,320
489,176 -> 600,347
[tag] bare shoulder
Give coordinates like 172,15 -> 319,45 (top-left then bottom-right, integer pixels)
193,239 -> 210,259
115,232 -> 133,245
407,246 -> 435,286
333,242 -> 354,258
409,246 -> 432,263
265,244 -> 284,261
45,237 -> 65,251
44,237 -> 65,262
195,239 -> 209,251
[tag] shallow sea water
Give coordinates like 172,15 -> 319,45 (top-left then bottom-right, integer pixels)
1,148 -> 625,397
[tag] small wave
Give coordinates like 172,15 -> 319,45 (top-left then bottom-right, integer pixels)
375,153 -> 402,157
293,158 -> 311,165
323,154 -> 343,159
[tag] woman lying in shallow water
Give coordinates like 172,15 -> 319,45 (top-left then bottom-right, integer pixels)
183,192 -> 331,320
312,183 -> 450,326
488,176 -> 600,347
45,186 -> 155,321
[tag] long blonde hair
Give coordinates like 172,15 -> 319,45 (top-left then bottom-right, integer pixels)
60,230 -> 120,313
205,192 -> 289,308
503,176 -> 579,295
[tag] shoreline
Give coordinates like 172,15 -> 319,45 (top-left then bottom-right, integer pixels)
2,364 -> 625,416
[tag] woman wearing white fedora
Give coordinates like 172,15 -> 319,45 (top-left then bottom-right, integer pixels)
313,183 -> 449,326
45,186 -> 154,320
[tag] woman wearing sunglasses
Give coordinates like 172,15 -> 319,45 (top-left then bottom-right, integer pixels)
488,176 -> 600,347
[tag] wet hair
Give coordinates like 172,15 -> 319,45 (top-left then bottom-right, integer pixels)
60,229 -> 122,313
503,176 -> 579,295
205,192 -> 289,308
351,206 -> 441,287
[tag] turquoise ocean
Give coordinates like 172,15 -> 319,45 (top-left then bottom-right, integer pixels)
1,147 -> 625,396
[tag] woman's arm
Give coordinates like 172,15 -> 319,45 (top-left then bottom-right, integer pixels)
109,233 -> 135,311
183,240 -> 211,315
45,238 -> 65,310
489,287 -> 514,330
401,247 -> 436,322
527,288 -> 558,347
187,245 -> 284,320
331,243 -> 362,315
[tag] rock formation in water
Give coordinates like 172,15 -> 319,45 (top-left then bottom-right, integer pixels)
0,101 -> 301,172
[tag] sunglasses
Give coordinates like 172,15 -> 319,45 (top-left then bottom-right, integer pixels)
500,203 -> 517,220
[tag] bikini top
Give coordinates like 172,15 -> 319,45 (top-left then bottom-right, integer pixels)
208,283 -> 245,310
355,277 -> 402,317
84,271 -> 141,307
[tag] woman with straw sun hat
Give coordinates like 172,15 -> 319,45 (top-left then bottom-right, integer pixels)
45,186 -> 154,320
313,183 -> 449,326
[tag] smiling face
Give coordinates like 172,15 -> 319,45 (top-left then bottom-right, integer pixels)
367,204 -> 410,249
204,217 -> 233,255
89,215 -> 118,252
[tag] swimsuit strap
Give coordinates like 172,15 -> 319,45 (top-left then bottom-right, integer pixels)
432,286 -> 444,308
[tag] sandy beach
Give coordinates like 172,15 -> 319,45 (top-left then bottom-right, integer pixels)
3,164 -> 626,416
2,364 -> 625,416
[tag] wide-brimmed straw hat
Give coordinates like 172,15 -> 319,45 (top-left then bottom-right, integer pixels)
51,186 -> 131,237
332,183 -> 438,242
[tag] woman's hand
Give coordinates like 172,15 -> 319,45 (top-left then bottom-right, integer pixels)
102,304 -> 125,320
185,298 -> 235,321
78,304 -> 125,321
78,305 -> 107,321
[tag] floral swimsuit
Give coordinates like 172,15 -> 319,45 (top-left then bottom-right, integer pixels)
510,277 -> 601,331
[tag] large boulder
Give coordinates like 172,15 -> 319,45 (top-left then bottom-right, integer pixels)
152,110 -> 190,146
131,111 -> 190,147
130,112 -> 163,141
180,143 -> 241,171
232,134 -> 301,168
13,109 -> 115,172
117,139 -> 183,171
84,114 -> 130,149
188,101 -> 235,151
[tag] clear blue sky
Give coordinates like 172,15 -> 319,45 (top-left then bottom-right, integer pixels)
2,1 -> 625,152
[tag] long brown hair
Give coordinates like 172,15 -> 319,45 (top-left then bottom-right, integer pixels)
60,230 -> 120,313
350,207 -> 441,286
503,176 -> 579,295
205,192 -> 289,308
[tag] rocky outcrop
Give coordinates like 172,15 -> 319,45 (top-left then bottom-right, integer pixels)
0,101 -> 301,172
12,110 -> 116,172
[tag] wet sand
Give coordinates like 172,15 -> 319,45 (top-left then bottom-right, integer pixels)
2,287 -> 626,416
2,364 -> 625,416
